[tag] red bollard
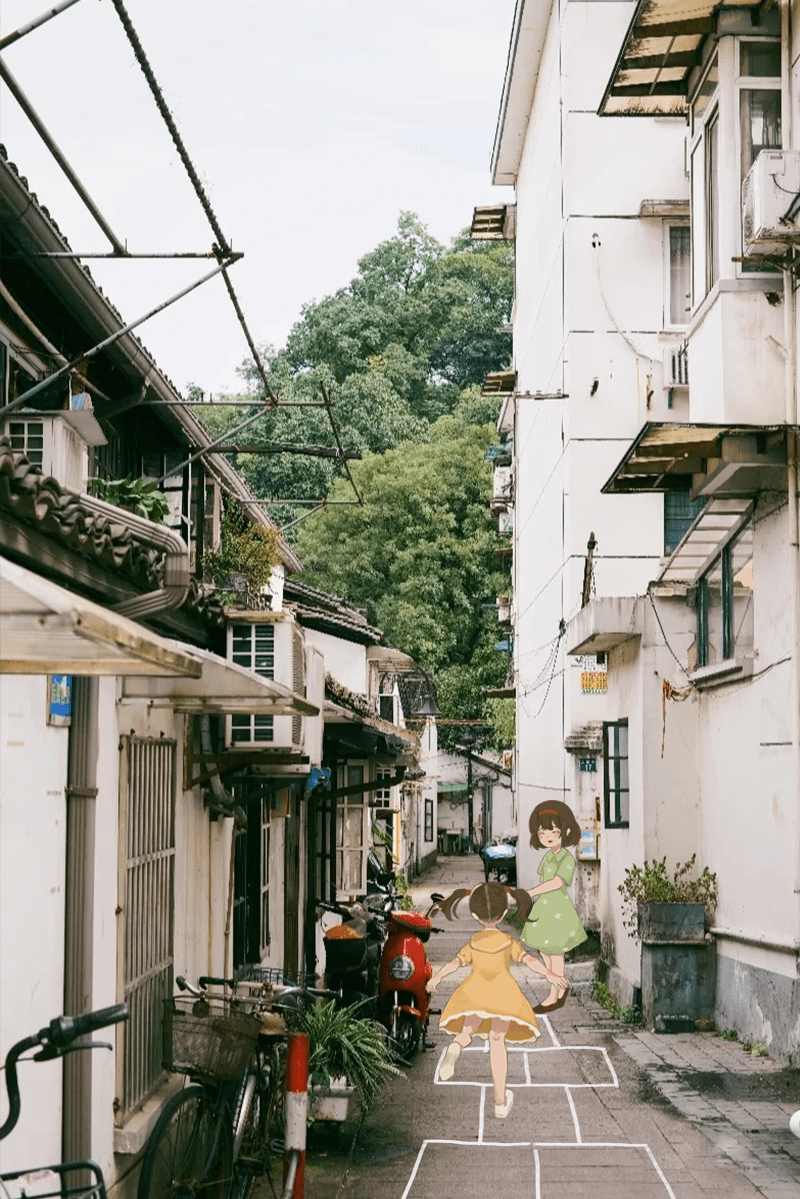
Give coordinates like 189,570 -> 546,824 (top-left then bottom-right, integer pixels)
283,1030 -> 308,1199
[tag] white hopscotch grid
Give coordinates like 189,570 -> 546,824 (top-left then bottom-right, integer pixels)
407,1014 -> 678,1199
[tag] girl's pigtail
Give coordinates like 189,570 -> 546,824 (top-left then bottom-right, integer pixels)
509,888 -> 532,922
432,887 -> 471,921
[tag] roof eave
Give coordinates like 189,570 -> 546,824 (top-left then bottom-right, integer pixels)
491,0 -> 556,185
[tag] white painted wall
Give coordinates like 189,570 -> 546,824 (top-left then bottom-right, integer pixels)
0,675 -> 69,1171
301,627 -> 367,695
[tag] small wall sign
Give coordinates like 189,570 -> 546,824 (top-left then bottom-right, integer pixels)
579,757 -> 597,772
47,675 -> 72,726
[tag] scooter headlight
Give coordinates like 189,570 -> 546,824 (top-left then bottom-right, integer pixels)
388,955 -> 414,981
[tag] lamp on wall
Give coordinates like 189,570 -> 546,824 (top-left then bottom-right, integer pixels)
414,694 -> 440,718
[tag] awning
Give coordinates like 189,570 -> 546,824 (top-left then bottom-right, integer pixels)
599,0 -> 765,117
0,555 -> 201,677
659,498 -> 754,583
601,422 -> 790,495
121,642 -> 319,715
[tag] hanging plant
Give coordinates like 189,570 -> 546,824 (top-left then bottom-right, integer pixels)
204,500 -> 282,595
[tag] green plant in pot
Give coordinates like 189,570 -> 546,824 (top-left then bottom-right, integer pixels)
203,501 -> 282,602
298,1000 -> 402,1116
618,854 -> 718,1033
618,854 -> 717,941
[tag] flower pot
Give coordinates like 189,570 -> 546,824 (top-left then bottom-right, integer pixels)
637,901 -> 706,942
309,1076 -> 355,1122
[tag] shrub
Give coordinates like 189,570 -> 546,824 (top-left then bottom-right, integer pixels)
617,854 -> 717,939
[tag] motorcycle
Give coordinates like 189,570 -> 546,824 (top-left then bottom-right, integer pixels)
378,893 -> 444,1062
319,894 -> 389,1016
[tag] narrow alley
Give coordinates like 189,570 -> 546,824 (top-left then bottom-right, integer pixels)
301,857 -> 800,1199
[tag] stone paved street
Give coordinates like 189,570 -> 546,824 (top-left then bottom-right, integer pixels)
290,855 -> 800,1199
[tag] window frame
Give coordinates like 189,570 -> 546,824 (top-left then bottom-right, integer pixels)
696,520 -> 753,668
663,221 -> 691,329
603,719 -> 630,830
335,761 -> 369,898
227,621 -> 276,746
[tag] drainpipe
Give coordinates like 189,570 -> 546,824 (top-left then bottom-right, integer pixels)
782,0 -> 800,946
77,493 -> 190,618
62,677 -> 99,1166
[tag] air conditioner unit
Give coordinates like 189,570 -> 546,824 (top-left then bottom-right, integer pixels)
491,465 -> 513,505
226,617 -> 307,755
664,344 -> 689,388
742,149 -> 800,256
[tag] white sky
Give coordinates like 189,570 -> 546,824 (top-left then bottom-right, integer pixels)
1,0 -> 516,395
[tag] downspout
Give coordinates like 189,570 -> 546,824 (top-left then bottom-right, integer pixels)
62,677 -> 99,1166
782,0 -> 800,946
77,493 -> 190,618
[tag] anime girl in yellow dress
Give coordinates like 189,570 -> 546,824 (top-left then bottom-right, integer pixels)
426,881 -> 567,1118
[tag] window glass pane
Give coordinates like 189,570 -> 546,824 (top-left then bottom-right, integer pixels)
706,113 -> 720,291
691,144 -> 705,302
618,722 -> 628,758
740,88 -> 782,180
618,788 -> 630,826
664,490 -> 705,554
740,42 -> 781,78
705,558 -> 724,664
669,226 -> 691,324
692,53 -> 718,130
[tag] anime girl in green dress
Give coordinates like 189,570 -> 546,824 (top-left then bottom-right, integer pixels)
521,800 -> 587,1013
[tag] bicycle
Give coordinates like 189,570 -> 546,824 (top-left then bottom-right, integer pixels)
0,1003 -> 129,1199
137,972 -> 332,1199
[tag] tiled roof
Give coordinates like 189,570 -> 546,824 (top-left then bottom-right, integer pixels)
0,438 -> 224,626
284,578 -> 384,644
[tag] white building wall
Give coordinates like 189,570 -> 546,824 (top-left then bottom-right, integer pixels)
302,628 -> 367,694
508,0 -> 690,938
0,675 -> 70,1171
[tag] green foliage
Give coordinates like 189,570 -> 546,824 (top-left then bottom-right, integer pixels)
92,475 -> 170,524
299,1000 -> 402,1110
592,981 -> 642,1025
203,501 -> 282,594
720,1028 -> 739,1041
294,408 -> 509,723
617,854 -> 718,939
393,872 -> 414,912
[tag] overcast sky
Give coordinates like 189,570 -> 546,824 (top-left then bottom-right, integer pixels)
1,0 -> 516,395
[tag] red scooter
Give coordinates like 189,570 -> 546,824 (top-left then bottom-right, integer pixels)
378,894 -> 444,1061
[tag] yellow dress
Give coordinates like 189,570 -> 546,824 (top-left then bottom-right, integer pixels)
439,929 -> 540,1043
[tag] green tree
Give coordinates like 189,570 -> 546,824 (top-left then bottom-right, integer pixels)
294,401 -> 510,737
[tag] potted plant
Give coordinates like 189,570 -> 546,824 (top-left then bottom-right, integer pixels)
203,501 -> 282,605
618,854 -> 718,1033
298,1000 -> 402,1122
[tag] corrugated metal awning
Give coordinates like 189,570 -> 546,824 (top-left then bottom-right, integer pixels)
0,555 -> 201,677
121,642 -> 320,715
599,0 -> 766,117
658,498 -> 753,582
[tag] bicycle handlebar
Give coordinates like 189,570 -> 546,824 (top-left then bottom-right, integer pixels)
1,1003 -> 129,1142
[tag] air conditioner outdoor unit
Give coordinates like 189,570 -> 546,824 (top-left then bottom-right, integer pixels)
491,465 -> 513,505
664,345 -> 689,388
225,617 -> 307,754
742,149 -> 800,256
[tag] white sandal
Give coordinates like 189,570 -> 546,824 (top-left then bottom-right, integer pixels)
439,1041 -> 462,1081
494,1089 -> 514,1118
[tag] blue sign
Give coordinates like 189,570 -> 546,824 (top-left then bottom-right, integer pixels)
48,675 -> 72,725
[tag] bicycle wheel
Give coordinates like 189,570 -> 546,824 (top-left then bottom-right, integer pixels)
137,1085 -> 232,1199
230,1070 -> 270,1199
266,1040 -> 287,1149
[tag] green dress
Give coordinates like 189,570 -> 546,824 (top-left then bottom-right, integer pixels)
520,848 -> 587,956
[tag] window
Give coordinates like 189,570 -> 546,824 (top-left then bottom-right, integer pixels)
373,767 -> 397,811
378,693 -> 396,723
336,763 -> 367,895
664,490 -> 705,555
141,450 -> 190,535
739,40 -> 782,274
696,522 -> 753,667
232,783 -> 272,970
118,737 -> 176,1117
603,720 -> 629,828
424,798 -> 434,843
229,623 -> 275,744
666,225 -> 691,326
8,419 -> 45,468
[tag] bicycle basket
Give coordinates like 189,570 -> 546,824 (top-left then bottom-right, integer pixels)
163,996 -> 262,1081
235,966 -> 317,988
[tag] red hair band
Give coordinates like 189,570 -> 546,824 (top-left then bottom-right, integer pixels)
540,809 -> 559,815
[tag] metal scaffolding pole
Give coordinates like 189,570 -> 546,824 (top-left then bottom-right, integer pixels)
0,0 -> 86,51
1,256 -> 241,416
200,443 -> 361,460
0,56 -> 127,254
321,382 -> 362,504
7,250 -> 223,259
136,400 -> 326,408
153,404 -> 273,486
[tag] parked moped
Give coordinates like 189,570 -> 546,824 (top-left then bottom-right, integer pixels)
378,893 -> 444,1062
319,895 -> 388,1016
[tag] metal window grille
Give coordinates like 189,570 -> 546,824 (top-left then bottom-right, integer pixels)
230,623 -> 275,743
292,627 -> 305,745
119,737 -> 176,1118
8,419 -> 45,467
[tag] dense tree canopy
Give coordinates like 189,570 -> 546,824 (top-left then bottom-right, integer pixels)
199,213 -> 515,743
